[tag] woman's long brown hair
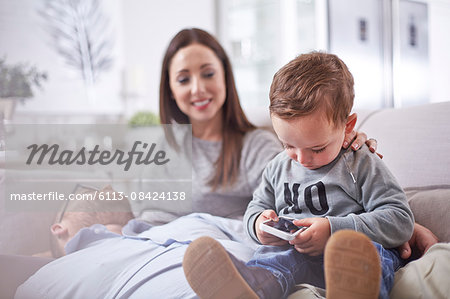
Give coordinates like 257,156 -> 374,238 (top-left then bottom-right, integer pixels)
159,28 -> 255,190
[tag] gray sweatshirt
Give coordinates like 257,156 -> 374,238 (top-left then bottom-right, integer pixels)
244,145 -> 414,248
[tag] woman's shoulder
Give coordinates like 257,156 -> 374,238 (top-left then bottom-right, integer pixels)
240,128 -> 282,167
243,128 -> 280,146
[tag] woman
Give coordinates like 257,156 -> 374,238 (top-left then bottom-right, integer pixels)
158,28 -> 376,219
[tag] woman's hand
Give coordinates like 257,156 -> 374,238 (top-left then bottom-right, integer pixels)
343,130 -> 383,158
397,222 -> 439,259
255,210 -> 289,246
289,217 -> 331,256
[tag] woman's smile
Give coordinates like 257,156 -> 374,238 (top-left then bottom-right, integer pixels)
192,98 -> 212,109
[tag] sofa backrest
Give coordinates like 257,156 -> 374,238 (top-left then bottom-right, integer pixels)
356,101 -> 450,189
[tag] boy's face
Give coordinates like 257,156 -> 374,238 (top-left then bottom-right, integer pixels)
272,109 -> 350,170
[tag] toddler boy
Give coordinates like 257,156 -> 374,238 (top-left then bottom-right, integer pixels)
183,52 -> 414,299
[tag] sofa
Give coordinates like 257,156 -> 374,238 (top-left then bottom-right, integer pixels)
1,101 -> 449,298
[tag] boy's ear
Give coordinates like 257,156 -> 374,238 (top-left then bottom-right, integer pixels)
51,223 -> 68,239
345,113 -> 357,134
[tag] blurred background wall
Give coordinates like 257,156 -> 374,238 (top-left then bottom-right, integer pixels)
0,0 -> 449,125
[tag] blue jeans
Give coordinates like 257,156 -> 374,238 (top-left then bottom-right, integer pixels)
246,242 -> 403,299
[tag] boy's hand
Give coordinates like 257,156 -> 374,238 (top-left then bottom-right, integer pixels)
289,217 -> 331,256
255,210 -> 289,246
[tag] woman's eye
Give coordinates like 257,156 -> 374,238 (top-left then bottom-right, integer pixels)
203,71 -> 215,78
283,144 -> 293,150
177,77 -> 189,84
312,148 -> 326,154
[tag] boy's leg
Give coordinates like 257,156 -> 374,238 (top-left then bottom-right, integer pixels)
324,230 -> 381,299
290,242 -> 450,299
182,236 -> 281,299
183,236 -> 324,299
248,243 -> 325,297
371,242 -> 404,299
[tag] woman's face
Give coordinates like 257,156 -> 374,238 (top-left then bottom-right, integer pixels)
169,43 -> 226,125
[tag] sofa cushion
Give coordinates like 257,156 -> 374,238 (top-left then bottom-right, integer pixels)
405,185 -> 450,243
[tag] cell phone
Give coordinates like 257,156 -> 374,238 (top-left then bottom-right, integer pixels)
259,216 -> 305,241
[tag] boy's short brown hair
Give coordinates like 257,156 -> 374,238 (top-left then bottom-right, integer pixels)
269,52 -> 354,126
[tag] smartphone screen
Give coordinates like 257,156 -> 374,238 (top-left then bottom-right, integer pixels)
265,218 -> 300,233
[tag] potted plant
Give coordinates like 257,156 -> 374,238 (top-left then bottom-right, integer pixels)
0,57 -> 47,120
128,111 -> 160,127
